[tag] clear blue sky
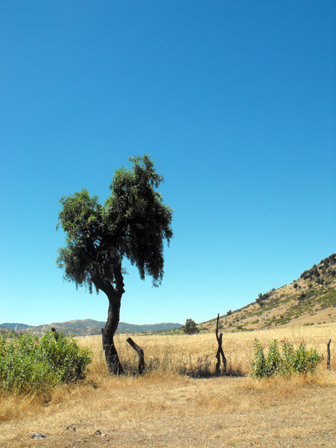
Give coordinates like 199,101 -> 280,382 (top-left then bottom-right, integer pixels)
1,1 -> 335,327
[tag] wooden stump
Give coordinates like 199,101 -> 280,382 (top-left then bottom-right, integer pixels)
127,337 -> 145,375
215,313 -> 227,374
327,339 -> 331,370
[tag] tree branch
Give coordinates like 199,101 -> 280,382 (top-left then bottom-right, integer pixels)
88,262 -> 116,298
110,247 -> 125,296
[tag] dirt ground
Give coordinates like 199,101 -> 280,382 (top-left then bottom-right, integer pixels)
1,373 -> 335,448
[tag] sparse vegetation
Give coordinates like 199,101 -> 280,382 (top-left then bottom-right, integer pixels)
199,254 -> 336,333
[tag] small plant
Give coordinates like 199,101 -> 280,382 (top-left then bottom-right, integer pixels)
293,283 -> 298,289
252,339 -> 323,378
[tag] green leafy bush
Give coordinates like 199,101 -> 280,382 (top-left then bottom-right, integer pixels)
0,331 -> 92,393
252,339 -> 323,379
252,339 -> 266,378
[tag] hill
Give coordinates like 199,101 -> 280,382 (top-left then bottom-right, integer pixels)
0,323 -> 32,331
200,253 -> 336,332
0,320 -> 182,337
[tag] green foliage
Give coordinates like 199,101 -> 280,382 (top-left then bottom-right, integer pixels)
0,331 -> 92,393
57,154 -> 173,291
252,339 -> 323,379
265,340 -> 282,376
256,292 -> 269,307
183,319 -> 199,335
252,339 -> 266,378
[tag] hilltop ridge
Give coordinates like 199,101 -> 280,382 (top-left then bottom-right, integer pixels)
200,254 -> 336,332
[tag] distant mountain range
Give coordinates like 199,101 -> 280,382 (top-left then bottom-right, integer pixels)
0,320 -> 182,337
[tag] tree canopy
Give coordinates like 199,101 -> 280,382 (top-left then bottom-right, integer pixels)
57,154 -> 173,294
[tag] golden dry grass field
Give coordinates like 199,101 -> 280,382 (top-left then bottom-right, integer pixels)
0,324 -> 335,448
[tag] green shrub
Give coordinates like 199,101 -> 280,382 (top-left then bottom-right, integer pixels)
265,340 -> 282,376
252,339 -> 323,379
252,339 -> 266,378
0,331 -> 92,393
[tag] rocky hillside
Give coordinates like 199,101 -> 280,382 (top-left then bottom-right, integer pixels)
200,254 -> 336,332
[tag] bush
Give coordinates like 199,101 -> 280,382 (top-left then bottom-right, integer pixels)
252,339 -> 323,379
0,331 -> 92,393
298,292 -> 306,302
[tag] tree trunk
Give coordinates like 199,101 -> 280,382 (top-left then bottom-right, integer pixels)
102,296 -> 124,374
90,255 -> 125,375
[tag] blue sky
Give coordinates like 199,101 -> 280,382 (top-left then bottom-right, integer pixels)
1,1 -> 335,327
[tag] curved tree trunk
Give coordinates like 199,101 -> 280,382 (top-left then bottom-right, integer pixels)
90,255 -> 125,375
102,296 -> 124,374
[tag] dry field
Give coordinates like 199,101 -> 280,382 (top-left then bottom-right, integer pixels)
0,324 -> 335,448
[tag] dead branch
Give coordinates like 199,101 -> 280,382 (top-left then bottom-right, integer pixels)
127,337 -> 145,375
327,339 -> 331,370
215,313 -> 227,374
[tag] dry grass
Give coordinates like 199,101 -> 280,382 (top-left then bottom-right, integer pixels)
1,325 -> 335,447
77,322 -> 336,378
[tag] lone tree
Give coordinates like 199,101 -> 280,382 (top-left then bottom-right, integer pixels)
56,155 -> 173,374
183,319 -> 199,335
